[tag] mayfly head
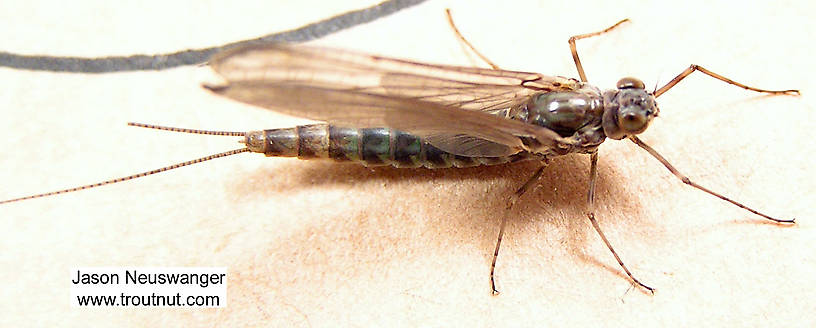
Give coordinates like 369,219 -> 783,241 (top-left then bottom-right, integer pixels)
601,77 -> 659,140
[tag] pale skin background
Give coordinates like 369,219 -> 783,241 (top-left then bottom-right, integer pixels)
1,0 -> 814,326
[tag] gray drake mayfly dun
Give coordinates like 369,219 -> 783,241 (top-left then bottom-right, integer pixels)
1,15 -> 798,294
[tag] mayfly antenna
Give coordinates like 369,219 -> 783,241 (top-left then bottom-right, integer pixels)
0,123 -> 251,205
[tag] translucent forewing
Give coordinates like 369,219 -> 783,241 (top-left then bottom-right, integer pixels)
206,44 -> 581,156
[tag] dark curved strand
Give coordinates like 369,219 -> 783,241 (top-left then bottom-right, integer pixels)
0,0 -> 426,72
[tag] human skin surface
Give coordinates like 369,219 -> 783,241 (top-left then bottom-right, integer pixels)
1,1 -> 814,326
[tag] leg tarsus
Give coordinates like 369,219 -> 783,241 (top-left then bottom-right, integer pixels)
586,212 -> 655,294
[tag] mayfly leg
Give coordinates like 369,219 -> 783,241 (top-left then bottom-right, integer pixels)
569,19 -> 630,82
446,9 -> 551,294
654,64 -> 799,97
489,163 -> 548,295
569,19 -> 657,292
445,9 -> 500,70
568,18 -> 798,292
586,152 -> 654,293
634,60 -> 799,224
448,10 -> 652,294
629,136 -> 795,224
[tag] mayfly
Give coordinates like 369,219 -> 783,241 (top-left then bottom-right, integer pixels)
1,13 -> 798,294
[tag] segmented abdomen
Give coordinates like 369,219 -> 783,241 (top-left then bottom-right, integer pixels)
249,124 -> 531,168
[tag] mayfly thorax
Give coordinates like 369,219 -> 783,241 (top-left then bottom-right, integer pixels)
1,10 -> 799,294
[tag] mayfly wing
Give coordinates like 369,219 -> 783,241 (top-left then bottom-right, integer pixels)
205,44 -> 581,157
207,83 -> 534,156
209,44 -> 580,111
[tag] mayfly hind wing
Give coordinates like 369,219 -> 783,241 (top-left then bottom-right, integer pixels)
205,44 -> 579,156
